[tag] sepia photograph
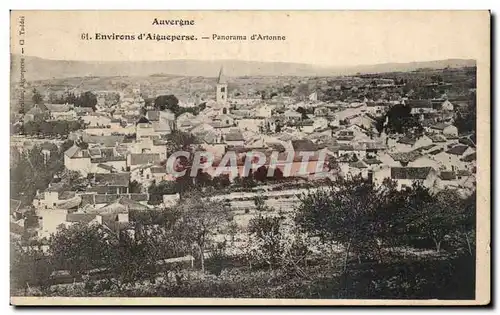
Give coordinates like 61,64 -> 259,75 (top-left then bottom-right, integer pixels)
9,10 -> 490,306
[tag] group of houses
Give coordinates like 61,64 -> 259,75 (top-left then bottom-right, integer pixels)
11,67 -> 477,242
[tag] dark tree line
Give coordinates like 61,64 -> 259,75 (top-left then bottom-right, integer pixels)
375,103 -> 423,136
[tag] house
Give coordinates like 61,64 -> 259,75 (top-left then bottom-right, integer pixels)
89,148 -> 127,173
255,103 -> 273,118
90,173 -> 131,194
314,106 -> 330,117
439,99 -> 454,111
408,155 -> 441,170
224,129 -> 245,147
394,134 -> 433,152
128,153 -> 161,168
376,166 -> 438,190
199,130 -> 226,159
64,145 -> 92,176
136,120 -> 156,140
291,120 -> 315,133
430,123 -> 459,136
134,138 -> 167,159
349,114 -> 376,130
284,109 -> 302,121
291,139 -> 318,152
23,104 -> 50,123
344,160 -> 369,179
337,143 -> 367,160
82,113 -> 112,128
313,117 -> 329,131
46,104 -> 76,120
177,112 -> 196,129
407,99 -> 436,115
237,118 -> 264,133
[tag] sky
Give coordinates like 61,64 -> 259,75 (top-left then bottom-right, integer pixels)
10,10 -> 490,66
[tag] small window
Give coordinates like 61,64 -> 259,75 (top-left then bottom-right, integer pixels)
220,87 -> 226,93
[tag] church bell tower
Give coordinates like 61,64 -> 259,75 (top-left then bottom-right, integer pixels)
216,66 -> 228,104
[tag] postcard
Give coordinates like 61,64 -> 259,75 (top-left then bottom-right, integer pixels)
9,10 -> 490,306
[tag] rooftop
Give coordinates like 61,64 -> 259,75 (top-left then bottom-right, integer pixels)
391,167 -> 433,180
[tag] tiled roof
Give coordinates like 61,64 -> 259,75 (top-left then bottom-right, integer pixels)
64,145 -> 81,158
461,152 -> 476,162
427,133 -> 447,143
225,129 -> 245,142
446,145 -> 469,156
391,167 -> 432,180
151,166 -> 166,174
389,150 -> 422,163
398,135 -> 417,145
130,153 -> 161,166
291,139 -> 318,151
59,191 -> 76,200
363,158 -> 382,165
430,123 -> 452,131
94,173 -> 130,187
349,161 -> 368,169
45,104 -> 70,113
439,171 -> 456,180
97,163 -> 116,172
66,213 -> 97,224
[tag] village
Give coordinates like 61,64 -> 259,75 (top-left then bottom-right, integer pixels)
10,66 -> 477,245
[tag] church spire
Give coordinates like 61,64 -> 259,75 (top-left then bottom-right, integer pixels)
217,66 -> 227,84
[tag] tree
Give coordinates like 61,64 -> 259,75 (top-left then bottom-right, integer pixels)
379,103 -> 423,136
295,83 -> 310,101
296,107 -> 309,120
129,180 -> 143,193
32,88 -> 43,105
148,180 -> 177,205
247,214 -> 286,270
212,174 -> 231,188
295,176 -> 384,273
409,188 -> 468,252
253,195 -> 269,212
74,91 -> 98,110
455,91 -> 477,135
175,192 -> 231,273
154,94 -> 179,113
49,223 -> 114,275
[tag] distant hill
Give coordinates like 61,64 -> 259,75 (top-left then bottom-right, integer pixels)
10,55 -> 476,82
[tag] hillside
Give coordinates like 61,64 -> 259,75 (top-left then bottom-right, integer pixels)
10,55 -> 476,82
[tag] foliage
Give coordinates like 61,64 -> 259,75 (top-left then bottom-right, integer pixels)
375,103 -> 423,136
31,88 -> 43,105
21,120 -> 84,137
454,91 -> 477,135
11,241 -> 52,291
49,223 -> 114,275
154,94 -> 179,113
148,180 -> 177,205
247,214 -> 286,269
10,145 -> 65,205
129,180 -> 143,194
175,191 -> 232,272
